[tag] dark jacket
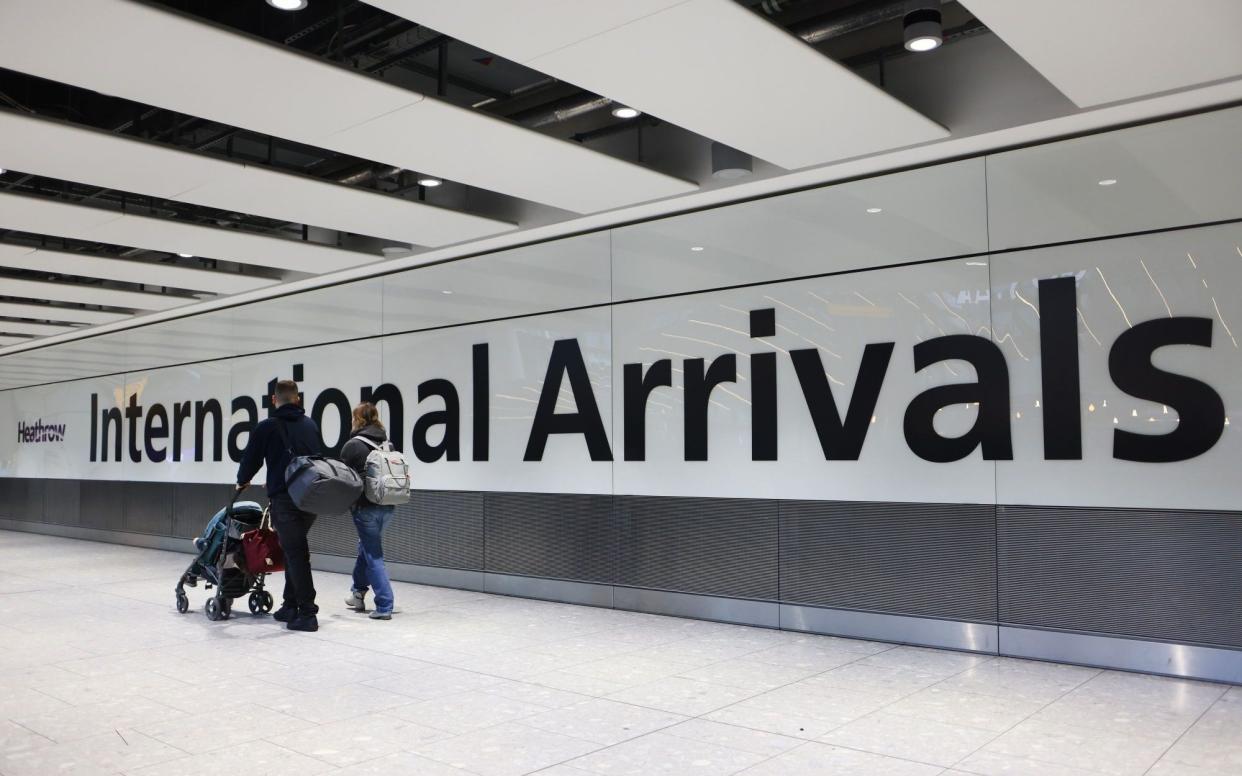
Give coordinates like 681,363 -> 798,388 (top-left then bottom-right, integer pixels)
236,403 -> 323,497
340,424 -> 386,506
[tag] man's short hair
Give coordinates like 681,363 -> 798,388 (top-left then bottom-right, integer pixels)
274,379 -> 299,404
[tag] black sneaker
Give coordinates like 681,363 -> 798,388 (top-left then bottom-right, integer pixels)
287,614 -> 319,632
272,605 -> 296,623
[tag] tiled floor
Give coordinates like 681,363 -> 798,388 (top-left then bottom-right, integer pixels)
0,530 -> 1239,776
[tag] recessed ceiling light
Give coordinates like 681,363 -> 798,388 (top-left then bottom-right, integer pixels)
0,167 -> 6,175
266,0 -> 308,10
866,207 -> 883,214
710,142 -> 752,180
417,175 -> 443,187
442,290 -> 453,295
1098,178 -> 1118,186
691,246 -> 705,252
903,5 -> 942,52
611,106 -> 641,120
381,245 -> 414,258
177,252 -> 193,258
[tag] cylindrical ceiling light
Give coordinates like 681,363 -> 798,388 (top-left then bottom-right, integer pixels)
711,142 -> 753,180
267,0 -> 308,10
903,1 -> 943,52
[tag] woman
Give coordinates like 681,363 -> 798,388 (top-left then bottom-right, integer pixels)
339,402 -> 395,619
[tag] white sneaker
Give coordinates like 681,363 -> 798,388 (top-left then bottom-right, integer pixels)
368,610 -> 392,620
345,590 -> 366,611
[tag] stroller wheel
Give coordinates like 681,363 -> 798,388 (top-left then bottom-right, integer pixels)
247,592 -> 261,615
204,597 -> 220,621
260,590 -> 274,613
219,596 -> 232,619
175,592 -> 189,614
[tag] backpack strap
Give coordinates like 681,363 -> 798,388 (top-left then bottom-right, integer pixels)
356,436 -> 391,452
273,416 -> 295,455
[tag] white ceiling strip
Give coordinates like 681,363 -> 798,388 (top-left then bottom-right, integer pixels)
0,111 -> 515,247
0,193 -> 376,275
960,0 -> 1242,107
0,335 -> 34,347
0,301 -> 127,325
0,0 -> 696,213
0,277 -> 188,311
370,0 -> 947,170
0,243 -> 275,295
0,320 -> 80,336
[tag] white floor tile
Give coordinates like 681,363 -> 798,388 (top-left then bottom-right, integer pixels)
739,741 -> 942,775
566,730 -> 767,775
660,719 -> 803,757
518,697 -> 686,745
265,711 -> 451,767
820,710 -> 999,767
412,721 -> 603,776
385,689 -> 550,733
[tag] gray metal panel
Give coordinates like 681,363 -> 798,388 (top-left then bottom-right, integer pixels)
615,587 -> 780,628
312,553 -> 487,592
484,492 -> 616,583
389,490 -> 484,570
307,508 -> 358,557
779,500 -> 997,621
43,479 -> 80,526
485,572 -> 614,607
0,478 -> 44,522
78,480 -> 124,530
616,495 -> 778,600
172,483 -> 239,539
1000,626 -> 1242,685
123,481 -> 174,535
782,603 -> 999,653
0,517 -> 193,554
998,505 -> 1242,648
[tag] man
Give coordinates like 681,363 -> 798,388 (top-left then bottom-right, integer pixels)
236,379 -> 323,632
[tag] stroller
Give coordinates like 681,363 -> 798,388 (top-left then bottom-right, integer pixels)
174,490 -> 277,621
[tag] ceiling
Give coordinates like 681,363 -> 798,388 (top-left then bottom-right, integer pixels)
0,0 -> 1240,363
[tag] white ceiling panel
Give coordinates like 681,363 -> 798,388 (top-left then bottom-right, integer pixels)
369,0 -> 688,64
0,302 -> 127,325
372,0 -> 947,170
326,99 -> 697,215
0,243 -> 274,295
0,111 -> 515,247
0,277 -> 189,311
0,335 -> 34,347
0,320 -> 79,336
0,193 -> 376,275
961,0 -> 1242,107
0,0 -> 696,213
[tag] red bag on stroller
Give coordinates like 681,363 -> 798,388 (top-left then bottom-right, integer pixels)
241,511 -> 284,574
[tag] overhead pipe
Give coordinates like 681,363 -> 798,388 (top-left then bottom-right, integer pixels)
513,94 -> 614,128
792,0 -> 939,45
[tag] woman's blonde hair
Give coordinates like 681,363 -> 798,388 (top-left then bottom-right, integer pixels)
351,401 -> 384,432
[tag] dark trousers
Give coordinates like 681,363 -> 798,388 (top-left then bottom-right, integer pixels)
269,493 -> 318,616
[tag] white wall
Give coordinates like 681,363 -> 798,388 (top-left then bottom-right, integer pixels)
2,106 -> 1241,512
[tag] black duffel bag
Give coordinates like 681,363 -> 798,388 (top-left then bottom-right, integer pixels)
276,420 -> 362,514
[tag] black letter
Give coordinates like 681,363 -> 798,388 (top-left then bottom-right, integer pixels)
125,393 -> 143,463
311,388 -> 352,457
362,384 -> 404,453
524,339 -> 613,461
412,379 -> 461,463
791,343 -> 894,460
1040,277 -> 1082,459
227,396 -> 257,463
684,354 -> 737,461
903,335 -> 1012,462
473,343 -> 490,461
145,403 -> 169,463
90,393 -> 98,462
1109,317 -> 1224,462
623,359 -> 672,461
100,401 -> 122,463
172,401 -> 191,462
195,399 -> 223,462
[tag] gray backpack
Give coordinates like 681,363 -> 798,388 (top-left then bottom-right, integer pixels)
357,437 -> 412,505
276,419 -> 363,514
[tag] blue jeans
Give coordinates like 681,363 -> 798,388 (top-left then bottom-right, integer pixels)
350,503 -> 395,613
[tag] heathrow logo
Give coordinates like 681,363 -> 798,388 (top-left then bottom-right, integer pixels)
17,419 -> 67,444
